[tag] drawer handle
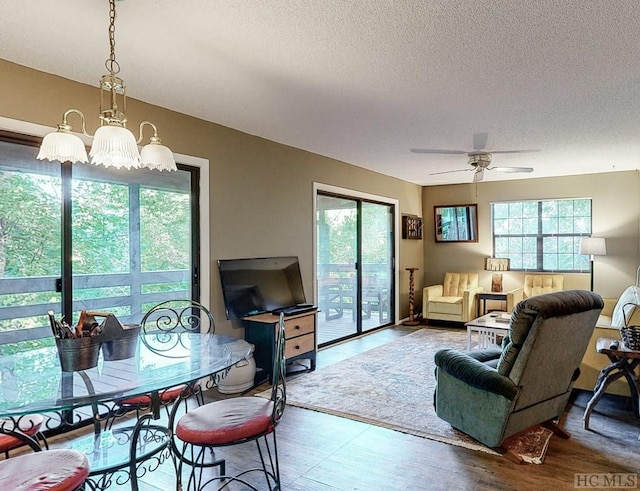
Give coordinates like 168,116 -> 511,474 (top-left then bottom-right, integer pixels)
295,345 -> 300,350
294,325 -> 301,330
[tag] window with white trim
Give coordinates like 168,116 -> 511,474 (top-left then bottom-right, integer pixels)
491,199 -> 591,272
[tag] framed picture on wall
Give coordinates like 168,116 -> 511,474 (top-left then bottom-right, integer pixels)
434,204 -> 478,242
402,215 -> 423,240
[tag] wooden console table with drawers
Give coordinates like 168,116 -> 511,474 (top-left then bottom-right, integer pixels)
242,309 -> 317,384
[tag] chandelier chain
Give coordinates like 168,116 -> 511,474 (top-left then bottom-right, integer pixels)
105,0 -> 120,75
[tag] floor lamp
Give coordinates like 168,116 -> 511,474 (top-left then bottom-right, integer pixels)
580,237 -> 607,291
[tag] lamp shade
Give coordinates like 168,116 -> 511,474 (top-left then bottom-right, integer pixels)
89,125 -> 141,169
485,258 -> 510,271
579,237 -> 607,257
37,130 -> 88,164
140,141 -> 177,171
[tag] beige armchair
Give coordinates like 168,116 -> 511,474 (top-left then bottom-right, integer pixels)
505,274 -> 564,312
422,272 -> 483,323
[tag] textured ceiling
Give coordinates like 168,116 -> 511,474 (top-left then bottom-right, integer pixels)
2,0 -> 640,185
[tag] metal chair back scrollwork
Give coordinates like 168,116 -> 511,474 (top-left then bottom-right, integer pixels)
140,299 -> 215,357
106,300 -> 216,430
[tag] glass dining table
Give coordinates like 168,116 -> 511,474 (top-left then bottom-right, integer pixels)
0,332 -> 252,490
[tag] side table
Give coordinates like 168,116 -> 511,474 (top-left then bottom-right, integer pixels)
477,291 -> 509,317
582,337 -> 640,430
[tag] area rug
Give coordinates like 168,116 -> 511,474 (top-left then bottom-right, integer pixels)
260,327 -> 552,463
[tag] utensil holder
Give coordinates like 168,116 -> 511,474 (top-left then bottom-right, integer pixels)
55,336 -> 101,372
101,324 -> 140,361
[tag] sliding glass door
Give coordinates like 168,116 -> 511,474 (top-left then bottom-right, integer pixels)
316,192 -> 394,346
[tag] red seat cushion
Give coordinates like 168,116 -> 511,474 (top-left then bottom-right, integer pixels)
0,414 -> 44,453
118,383 -> 198,406
0,449 -> 90,491
176,397 -> 275,446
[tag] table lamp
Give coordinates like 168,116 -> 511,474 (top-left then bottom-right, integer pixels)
485,258 -> 510,292
579,237 -> 607,291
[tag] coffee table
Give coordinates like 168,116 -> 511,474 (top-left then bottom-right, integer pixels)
465,312 -> 511,350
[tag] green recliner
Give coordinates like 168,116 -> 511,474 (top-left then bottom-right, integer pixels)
434,290 -> 603,448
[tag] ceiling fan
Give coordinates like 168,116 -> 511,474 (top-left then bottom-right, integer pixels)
411,133 -> 537,182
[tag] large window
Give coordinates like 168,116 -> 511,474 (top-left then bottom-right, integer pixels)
0,132 -> 200,344
492,199 -> 592,272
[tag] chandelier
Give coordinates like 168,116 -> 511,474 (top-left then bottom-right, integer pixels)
37,0 -> 176,171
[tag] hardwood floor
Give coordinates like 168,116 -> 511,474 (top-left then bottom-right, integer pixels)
49,325 -> 640,490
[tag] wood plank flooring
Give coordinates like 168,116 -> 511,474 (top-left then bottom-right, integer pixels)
47,325 -> 640,490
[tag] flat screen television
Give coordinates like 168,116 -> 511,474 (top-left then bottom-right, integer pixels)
218,256 -> 308,320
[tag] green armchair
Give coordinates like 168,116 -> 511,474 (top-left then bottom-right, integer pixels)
434,290 -> 603,448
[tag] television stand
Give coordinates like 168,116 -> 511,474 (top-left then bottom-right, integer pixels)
242,309 -> 317,384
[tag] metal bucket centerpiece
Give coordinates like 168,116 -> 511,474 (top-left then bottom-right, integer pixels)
49,311 -> 140,371
49,310 -> 103,372
100,316 -> 140,361
55,335 -> 101,372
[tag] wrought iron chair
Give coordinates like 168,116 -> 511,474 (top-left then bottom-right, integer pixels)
174,312 -> 287,490
86,300 -> 216,490
107,299 -> 215,427
0,448 -> 90,490
0,414 -> 48,459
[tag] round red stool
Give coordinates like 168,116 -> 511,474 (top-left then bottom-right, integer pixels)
0,449 -> 90,491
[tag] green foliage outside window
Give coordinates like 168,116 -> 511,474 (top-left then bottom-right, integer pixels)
492,199 -> 591,272
0,158 -> 193,336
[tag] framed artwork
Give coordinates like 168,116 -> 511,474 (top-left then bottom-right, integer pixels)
402,215 -> 423,240
434,204 -> 478,242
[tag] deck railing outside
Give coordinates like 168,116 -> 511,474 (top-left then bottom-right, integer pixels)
0,270 -> 190,344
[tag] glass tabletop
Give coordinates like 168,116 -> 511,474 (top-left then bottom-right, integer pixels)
0,333 -> 251,417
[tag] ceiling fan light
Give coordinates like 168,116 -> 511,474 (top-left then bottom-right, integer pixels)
89,125 -> 141,169
37,130 -> 88,163
140,141 -> 177,171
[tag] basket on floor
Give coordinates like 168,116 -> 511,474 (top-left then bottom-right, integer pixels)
620,325 -> 640,351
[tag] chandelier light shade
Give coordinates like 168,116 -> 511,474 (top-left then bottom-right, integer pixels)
89,125 -> 141,169
140,139 -> 176,171
37,129 -> 89,164
36,0 -> 176,172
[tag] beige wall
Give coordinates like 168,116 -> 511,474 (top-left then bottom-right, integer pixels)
422,172 -> 640,306
0,59 -> 424,335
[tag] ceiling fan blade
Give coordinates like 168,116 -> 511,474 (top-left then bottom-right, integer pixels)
429,168 -> 474,176
411,148 -> 467,155
489,149 -> 540,154
472,132 -> 489,151
491,166 -> 534,173
473,169 -> 485,182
